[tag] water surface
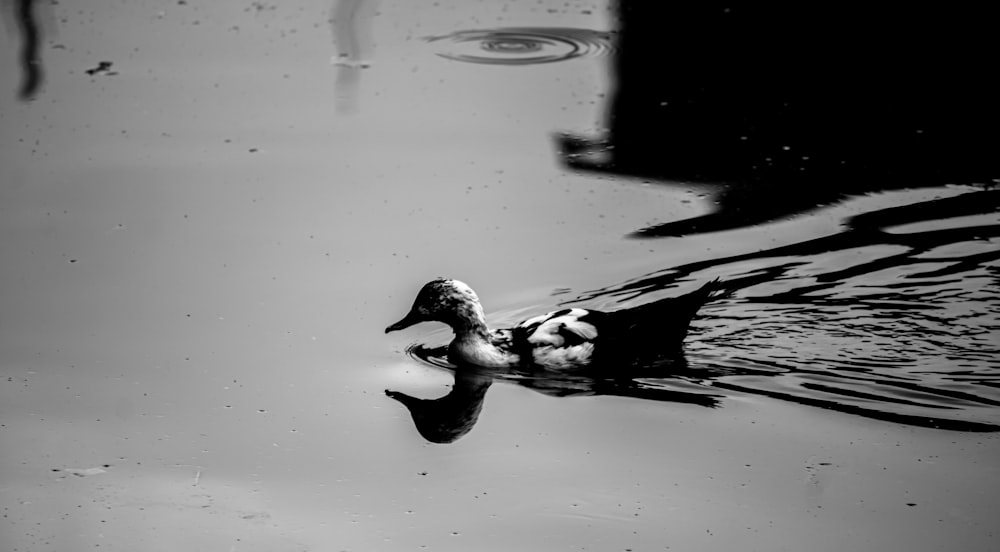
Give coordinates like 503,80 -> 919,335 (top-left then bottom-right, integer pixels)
1,1 -> 998,551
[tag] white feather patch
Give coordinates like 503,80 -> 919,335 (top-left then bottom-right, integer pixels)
563,316 -> 598,340
525,308 -> 597,347
532,342 -> 595,369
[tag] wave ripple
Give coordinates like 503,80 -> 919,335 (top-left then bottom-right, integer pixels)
425,27 -> 614,65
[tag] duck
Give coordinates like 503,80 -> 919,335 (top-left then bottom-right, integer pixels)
385,278 -> 724,371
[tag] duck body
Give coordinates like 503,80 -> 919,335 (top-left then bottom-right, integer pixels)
386,278 -> 723,372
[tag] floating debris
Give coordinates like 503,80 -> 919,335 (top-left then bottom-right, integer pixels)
53,466 -> 109,478
85,61 -> 117,76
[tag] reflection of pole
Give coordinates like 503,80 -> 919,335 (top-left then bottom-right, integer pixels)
329,0 -> 380,114
4,0 -> 44,100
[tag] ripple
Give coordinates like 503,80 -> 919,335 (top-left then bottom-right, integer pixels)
576,186 -> 1000,431
424,27 -> 615,65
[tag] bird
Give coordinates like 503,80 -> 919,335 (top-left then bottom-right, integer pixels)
385,278 -> 724,371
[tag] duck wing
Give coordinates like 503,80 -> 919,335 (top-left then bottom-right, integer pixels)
510,308 -> 607,369
502,279 -> 724,370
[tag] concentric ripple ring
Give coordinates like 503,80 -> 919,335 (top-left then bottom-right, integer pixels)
425,27 -> 615,65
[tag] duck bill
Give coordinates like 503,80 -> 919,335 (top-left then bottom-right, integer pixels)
385,311 -> 422,333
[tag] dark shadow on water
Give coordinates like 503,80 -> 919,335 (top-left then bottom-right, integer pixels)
577,188 -> 1000,302
556,4 -> 999,237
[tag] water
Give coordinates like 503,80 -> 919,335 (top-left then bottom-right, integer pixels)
584,187 -> 1000,432
1,1 -> 998,551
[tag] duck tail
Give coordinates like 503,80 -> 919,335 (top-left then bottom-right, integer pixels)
634,278 -> 728,318
673,278 -> 728,322
620,278 -> 729,345
588,279 -> 729,367
688,278 -> 732,307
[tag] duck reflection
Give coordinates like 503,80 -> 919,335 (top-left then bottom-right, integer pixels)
385,365 -> 495,444
386,349 -> 719,444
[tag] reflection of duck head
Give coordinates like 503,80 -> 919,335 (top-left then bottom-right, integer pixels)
385,368 -> 495,444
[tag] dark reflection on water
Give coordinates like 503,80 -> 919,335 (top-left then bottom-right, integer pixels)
425,28 -> 614,66
388,346 -> 720,443
580,188 -> 1000,299
386,363 -> 495,444
2,0 -> 46,100
555,4 -> 998,237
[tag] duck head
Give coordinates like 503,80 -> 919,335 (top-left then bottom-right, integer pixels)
385,278 -> 488,334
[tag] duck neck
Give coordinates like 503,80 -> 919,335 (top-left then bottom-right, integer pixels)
446,303 -> 512,367
446,299 -> 491,341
